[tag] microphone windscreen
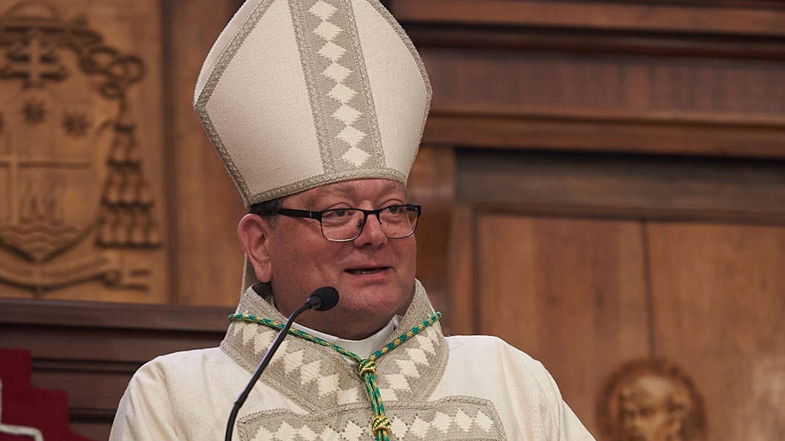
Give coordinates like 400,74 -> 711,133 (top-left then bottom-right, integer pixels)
310,286 -> 339,311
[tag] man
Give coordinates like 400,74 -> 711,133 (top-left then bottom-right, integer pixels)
109,0 -> 595,440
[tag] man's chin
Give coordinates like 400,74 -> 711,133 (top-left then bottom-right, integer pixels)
333,280 -> 414,318
335,292 -> 405,319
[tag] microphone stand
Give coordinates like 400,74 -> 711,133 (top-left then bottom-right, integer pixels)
224,287 -> 338,441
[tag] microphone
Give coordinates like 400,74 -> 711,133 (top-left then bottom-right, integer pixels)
306,286 -> 340,311
225,286 -> 339,441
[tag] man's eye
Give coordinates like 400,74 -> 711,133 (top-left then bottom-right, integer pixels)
325,209 -> 350,218
385,205 -> 403,214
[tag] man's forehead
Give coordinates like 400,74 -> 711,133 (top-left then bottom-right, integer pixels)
296,179 -> 406,205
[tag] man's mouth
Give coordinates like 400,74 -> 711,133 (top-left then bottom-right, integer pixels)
345,266 -> 389,275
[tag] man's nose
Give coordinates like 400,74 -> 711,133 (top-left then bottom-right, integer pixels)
353,213 -> 386,247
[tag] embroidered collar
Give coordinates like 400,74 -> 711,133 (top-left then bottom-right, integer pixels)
220,280 -> 448,415
229,309 -> 441,440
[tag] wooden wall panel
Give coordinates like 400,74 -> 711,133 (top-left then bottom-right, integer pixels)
456,149 -> 785,439
407,145 -> 456,320
423,49 -> 785,123
167,0 -> 247,306
475,214 -> 650,435
446,203 -> 475,336
399,0 -> 785,160
648,222 -> 785,441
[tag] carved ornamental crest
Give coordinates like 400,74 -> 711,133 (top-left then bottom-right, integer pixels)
0,1 -> 160,294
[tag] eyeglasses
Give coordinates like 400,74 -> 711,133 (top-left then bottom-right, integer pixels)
273,204 -> 422,242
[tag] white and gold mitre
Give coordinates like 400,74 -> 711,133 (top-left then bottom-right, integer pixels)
193,0 -> 431,206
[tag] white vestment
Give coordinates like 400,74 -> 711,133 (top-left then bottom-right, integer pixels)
109,282 -> 595,441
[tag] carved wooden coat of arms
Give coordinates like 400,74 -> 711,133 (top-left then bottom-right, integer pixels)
0,1 -> 163,300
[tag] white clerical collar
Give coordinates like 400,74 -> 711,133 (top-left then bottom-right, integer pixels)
269,295 -> 399,359
292,317 -> 399,360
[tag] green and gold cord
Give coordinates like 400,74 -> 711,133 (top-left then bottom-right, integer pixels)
229,311 -> 442,441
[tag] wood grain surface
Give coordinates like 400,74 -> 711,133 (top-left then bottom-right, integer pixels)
475,214 -> 650,435
391,0 -> 785,37
649,222 -> 785,441
166,0 -> 247,306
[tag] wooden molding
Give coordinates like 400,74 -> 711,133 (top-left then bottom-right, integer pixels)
0,297 -> 231,332
455,150 -> 785,225
424,111 -> 785,160
405,24 -> 785,61
0,298 -> 232,440
391,0 -> 785,38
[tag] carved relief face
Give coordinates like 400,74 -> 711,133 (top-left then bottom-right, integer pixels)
619,376 -> 684,441
0,27 -> 114,262
599,360 -> 705,441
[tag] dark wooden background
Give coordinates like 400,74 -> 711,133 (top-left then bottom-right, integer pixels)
1,0 -> 784,439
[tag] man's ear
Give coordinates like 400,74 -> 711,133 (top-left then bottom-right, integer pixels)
237,214 -> 273,283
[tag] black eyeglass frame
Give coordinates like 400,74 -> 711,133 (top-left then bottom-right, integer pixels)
271,204 -> 422,242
